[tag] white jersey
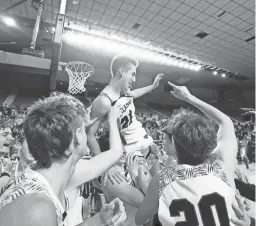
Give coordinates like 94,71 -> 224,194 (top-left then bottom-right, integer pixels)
98,90 -> 153,153
0,167 -> 66,226
115,95 -> 153,152
158,160 -> 236,226
64,188 -> 84,226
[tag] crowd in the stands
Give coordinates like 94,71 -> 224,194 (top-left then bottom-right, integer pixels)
0,104 -> 255,167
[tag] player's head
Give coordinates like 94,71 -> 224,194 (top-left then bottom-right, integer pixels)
0,127 -> 14,156
163,108 -> 217,166
23,93 -> 88,169
110,54 -> 139,92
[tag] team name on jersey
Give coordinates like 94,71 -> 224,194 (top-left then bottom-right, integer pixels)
120,99 -> 132,115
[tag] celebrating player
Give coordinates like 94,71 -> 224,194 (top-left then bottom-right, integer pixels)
88,54 -> 163,158
135,82 -> 238,226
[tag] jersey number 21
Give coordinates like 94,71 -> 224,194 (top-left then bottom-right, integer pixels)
121,110 -> 133,130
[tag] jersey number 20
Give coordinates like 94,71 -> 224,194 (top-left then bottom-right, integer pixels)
169,192 -> 230,225
121,110 -> 133,130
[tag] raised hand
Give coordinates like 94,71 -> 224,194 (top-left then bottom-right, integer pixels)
138,166 -> 152,194
84,105 -> 98,128
168,81 -> 192,102
126,152 -> 140,179
149,143 -> 160,160
152,73 -> 164,88
102,166 -> 128,187
231,194 -> 251,226
100,198 -> 127,226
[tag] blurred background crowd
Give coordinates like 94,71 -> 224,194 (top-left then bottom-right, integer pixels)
1,104 -> 254,171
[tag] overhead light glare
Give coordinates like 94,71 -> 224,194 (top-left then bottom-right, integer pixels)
195,65 -> 202,71
184,63 -> 189,69
179,61 -> 185,68
2,16 -> 16,27
189,64 -> 196,70
222,73 -> 226,78
213,71 -> 217,75
173,60 -> 179,66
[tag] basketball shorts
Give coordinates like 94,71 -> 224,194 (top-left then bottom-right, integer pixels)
124,134 -> 154,154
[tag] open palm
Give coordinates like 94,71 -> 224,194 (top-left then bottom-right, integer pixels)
84,105 -> 98,128
153,73 -> 164,88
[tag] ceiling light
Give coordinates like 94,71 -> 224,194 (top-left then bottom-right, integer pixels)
52,27 -> 56,32
189,64 -> 196,70
179,61 -> 185,68
184,63 -> 189,69
213,71 -> 217,75
2,16 -> 16,27
169,58 -> 174,65
173,60 -> 179,66
195,65 -> 202,71
222,73 -> 226,78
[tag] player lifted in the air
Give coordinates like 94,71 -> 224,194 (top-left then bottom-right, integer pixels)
88,54 -> 163,157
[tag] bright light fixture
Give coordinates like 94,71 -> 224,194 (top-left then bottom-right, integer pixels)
64,31 -> 226,74
169,59 -> 174,65
195,65 -> 202,71
189,64 -> 196,70
213,71 -> 218,75
184,63 -> 189,69
173,60 -> 179,66
179,61 -> 185,68
222,73 -> 226,78
2,16 -> 16,27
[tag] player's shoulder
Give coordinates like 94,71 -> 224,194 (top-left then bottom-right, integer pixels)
121,91 -> 134,98
92,93 -> 112,112
0,193 -> 57,226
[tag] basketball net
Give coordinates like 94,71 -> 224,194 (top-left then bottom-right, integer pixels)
65,61 -> 94,95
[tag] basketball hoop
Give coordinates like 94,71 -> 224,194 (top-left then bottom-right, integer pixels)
65,61 -> 94,95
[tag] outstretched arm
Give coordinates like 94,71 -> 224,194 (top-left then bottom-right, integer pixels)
103,177 -> 145,208
67,105 -> 123,190
129,73 -> 164,99
135,171 -> 160,225
168,82 -> 237,183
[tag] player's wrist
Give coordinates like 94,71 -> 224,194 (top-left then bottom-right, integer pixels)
131,174 -> 138,181
107,116 -> 117,123
184,94 -> 195,103
151,83 -> 157,89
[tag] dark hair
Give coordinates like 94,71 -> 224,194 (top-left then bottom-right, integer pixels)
165,108 -> 217,166
98,132 -> 110,152
23,93 -> 86,168
98,132 -> 126,152
110,55 -> 138,78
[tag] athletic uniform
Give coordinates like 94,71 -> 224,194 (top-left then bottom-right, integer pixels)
116,94 -> 153,153
158,160 -> 236,226
0,167 -> 67,226
0,157 -> 16,196
99,90 -> 153,153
